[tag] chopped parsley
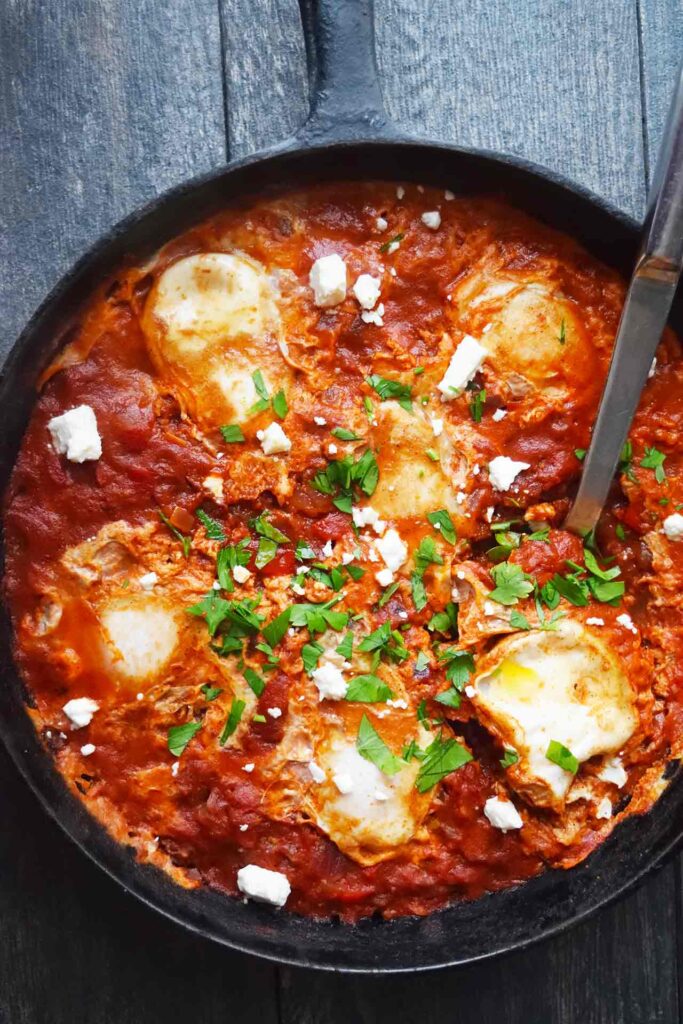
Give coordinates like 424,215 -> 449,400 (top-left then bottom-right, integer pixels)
167,720 -> 202,757
469,388 -> 486,423
574,447 -> 586,461
489,562 -> 534,605
427,601 -> 459,635
415,735 -> 472,792
425,447 -> 440,462
200,683 -> 222,702
243,667 -> 266,697
427,509 -> 457,546
500,748 -> 519,769
251,511 -> 290,570
331,427 -> 362,441
415,650 -> 430,672
272,390 -> 288,420
378,581 -> 400,607
357,621 -> 409,665
545,739 -> 579,774
366,374 -> 413,413
301,641 -> 324,674
640,445 -> 667,483
379,232 -> 405,254
216,539 -> 251,592
311,449 -> 379,512
411,535 -> 444,611
558,318 -> 566,344
196,509 -> 225,541
356,715 -> 404,775
345,674 -> 394,703
219,698 -> 245,744
158,509 -> 191,558
220,424 -> 245,443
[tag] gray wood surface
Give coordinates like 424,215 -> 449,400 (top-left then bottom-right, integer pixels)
0,1 -> 681,1021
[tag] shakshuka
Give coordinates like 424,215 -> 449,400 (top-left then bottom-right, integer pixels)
3,182 -> 682,920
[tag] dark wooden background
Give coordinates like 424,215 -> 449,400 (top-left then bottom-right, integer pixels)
1,1 -> 682,1020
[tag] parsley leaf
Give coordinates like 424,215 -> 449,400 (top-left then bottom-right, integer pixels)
345,674 -> 394,702
219,698 -> 245,744
187,590 -> 233,636
366,374 -> 413,413
272,390 -> 288,420
427,601 -> 459,635
243,667 -> 266,697
200,683 -> 222,701
437,648 -> 474,687
469,388 -> 486,423
220,424 -> 245,443
158,509 -> 191,558
196,509 -> 226,541
415,650 -> 430,672
545,739 -> 579,774
550,571 -> 589,606
489,563 -> 534,605
331,427 -> 362,441
509,609 -> 532,630
356,715 -> 404,775
500,748 -> 519,768
378,581 -> 400,607
301,641 -> 324,674
415,736 -> 472,792
168,721 -> 202,757
427,509 -> 457,546
251,512 -> 290,545
216,539 -> 251,591
640,446 -> 667,483
379,232 -> 405,254
357,621 -> 408,663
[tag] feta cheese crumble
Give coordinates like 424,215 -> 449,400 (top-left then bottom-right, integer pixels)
376,216 -> 388,231
232,565 -> 251,584
312,659 -> 348,701
139,571 -> 158,590
242,762 -> 255,773
257,422 -> 291,455
375,528 -> 407,573
396,186 -> 405,199
80,744 -> 96,757
353,273 -> 382,310
484,796 -> 523,832
236,864 -> 291,907
267,707 -> 282,719
430,416 -> 443,437
437,335 -> 487,399
585,616 -> 605,626
663,512 -> 683,540
48,405 -> 102,463
308,761 -> 326,783
314,416 -> 327,426
595,796 -> 612,820
492,408 -> 507,422
309,253 -> 347,307
616,612 -> 638,635
63,697 -> 99,729
598,755 -> 628,788
361,302 -> 385,326
421,210 -> 441,230
333,773 -> 354,794
488,455 -> 530,491
375,568 -> 394,587
352,505 -> 385,534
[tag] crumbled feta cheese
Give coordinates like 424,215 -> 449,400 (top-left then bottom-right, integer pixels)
595,796 -> 612,820
309,253 -> 347,307
374,788 -> 390,802
386,241 -> 401,256
136,692 -> 144,701
203,473 -> 224,500
171,761 -> 179,777
492,408 -> 507,422
437,335 -> 487,399
242,763 -> 255,774
375,528 -> 407,573
308,761 -> 326,783
464,685 -> 476,698
430,417 -> 443,437
328,443 -> 338,455
353,273 -> 382,310
472,464 -> 480,476
488,455 -> 530,491
322,540 -> 334,558
139,571 -> 158,590
48,405 -> 102,463
387,698 -> 408,709
484,796 -> 523,832
352,505 -> 385,535
485,506 -> 495,522
80,743 -> 96,757
291,582 -> 306,596
663,513 -> 683,540
375,568 -> 394,587
483,601 -> 497,617
312,660 -> 348,701
616,612 -> 638,634
376,216 -> 388,231
239,824 -> 249,832
232,565 -> 251,584
267,707 -> 282,719
314,416 -> 327,426
648,357 -> 657,379
389,267 -> 397,277
421,210 -> 441,230
236,864 -> 291,907
333,773 -> 354,794
598,755 -> 628,788
396,186 -> 405,199
361,302 -> 385,326
212,580 -> 221,590
586,616 -> 605,626
63,697 -> 99,729
444,190 -> 454,200
258,422 -> 291,455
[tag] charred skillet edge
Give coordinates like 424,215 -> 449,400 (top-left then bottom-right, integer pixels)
1,136 -> 682,971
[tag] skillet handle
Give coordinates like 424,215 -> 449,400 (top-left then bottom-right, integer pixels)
296,0 -> 392,143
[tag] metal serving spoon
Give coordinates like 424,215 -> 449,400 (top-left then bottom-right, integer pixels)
565,66 -> 683,536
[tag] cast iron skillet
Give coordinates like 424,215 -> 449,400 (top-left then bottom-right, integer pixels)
1,0 -> 681,973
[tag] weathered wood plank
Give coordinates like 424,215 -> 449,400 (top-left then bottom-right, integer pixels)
0,746 -> 279,1024
375,0 -> 646,218
0,0 -> 226,352
637,0 -> 683,183
219,0 -> 309,158
279,867 -> 679,1024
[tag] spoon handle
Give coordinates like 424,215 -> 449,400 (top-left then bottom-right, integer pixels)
565,65 -> 683,536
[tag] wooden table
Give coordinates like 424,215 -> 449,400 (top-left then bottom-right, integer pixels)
1,2 -> 682,1020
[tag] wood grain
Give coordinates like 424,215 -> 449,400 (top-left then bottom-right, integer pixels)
0,0 -> 226,351
637,0 -> 683,181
